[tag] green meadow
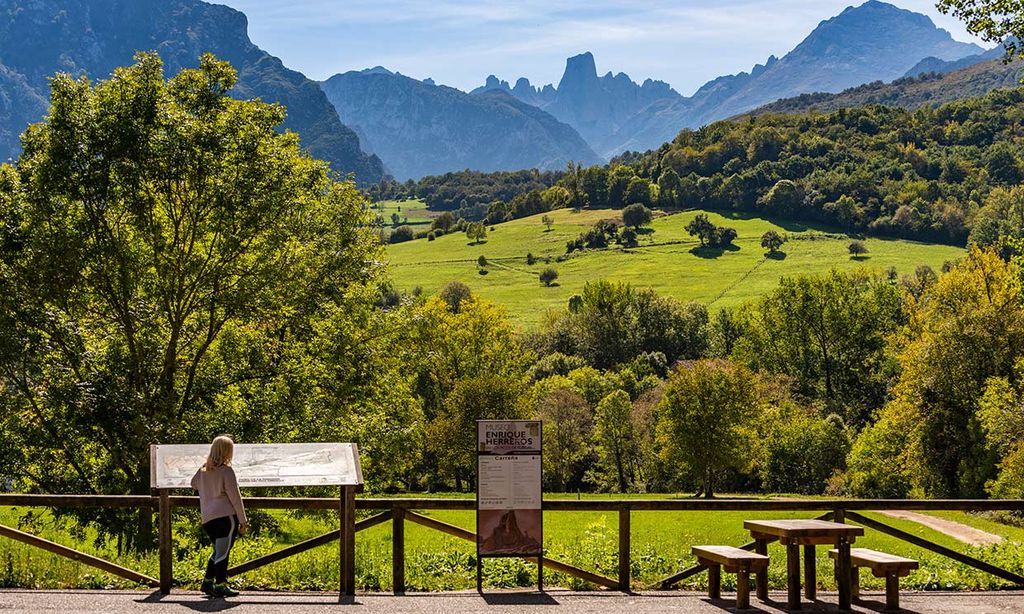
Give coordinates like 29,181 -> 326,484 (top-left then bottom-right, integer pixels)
385,206 -> 965,328
372,199 -> 437,226
4,497 -> 1023,592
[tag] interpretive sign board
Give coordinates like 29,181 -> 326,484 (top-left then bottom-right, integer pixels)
149,442 -> 363,489
476,420 -> 542,561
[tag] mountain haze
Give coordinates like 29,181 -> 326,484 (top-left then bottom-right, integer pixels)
746,57 -> 1023,117
479,1 -> 986,158
0,0 -> 384,182
321,69 -> 601,180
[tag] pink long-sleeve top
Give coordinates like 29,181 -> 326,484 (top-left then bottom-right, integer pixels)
191,465 -> 248,526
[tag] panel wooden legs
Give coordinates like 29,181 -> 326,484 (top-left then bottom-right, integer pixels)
340,486 -> 356,596
158,489 -> 172,595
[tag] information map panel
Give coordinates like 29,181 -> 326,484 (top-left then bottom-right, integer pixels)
150,443 -> 362,489
476,420 -> 542,557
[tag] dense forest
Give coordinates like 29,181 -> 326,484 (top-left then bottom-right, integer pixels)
375,86 -> 1024,246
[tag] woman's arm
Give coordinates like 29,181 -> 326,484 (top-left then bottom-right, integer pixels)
190,468 -> 202,490
224,467 -> 248,527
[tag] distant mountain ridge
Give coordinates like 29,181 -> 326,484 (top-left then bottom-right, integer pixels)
745,57 -> 1023,117
321,70 -> 601,181
0,0 -> 384,182
476,1 -> 986,157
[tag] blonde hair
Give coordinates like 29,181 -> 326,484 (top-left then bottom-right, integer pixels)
204,435 -> 234,471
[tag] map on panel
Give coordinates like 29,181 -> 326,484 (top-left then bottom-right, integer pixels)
150,443 -> 362,489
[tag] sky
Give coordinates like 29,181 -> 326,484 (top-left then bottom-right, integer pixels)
217,0 -> 986,96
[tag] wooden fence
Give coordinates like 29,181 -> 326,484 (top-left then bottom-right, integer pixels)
1,494 -> 1023,597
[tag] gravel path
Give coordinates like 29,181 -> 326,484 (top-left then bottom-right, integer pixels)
877,510 -> 1003,546
4,590 -> 1024,614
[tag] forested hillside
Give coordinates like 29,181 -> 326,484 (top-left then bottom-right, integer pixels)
382,86 -> 1024,246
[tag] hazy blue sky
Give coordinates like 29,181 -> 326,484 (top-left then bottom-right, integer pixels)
218,0 -> 985,95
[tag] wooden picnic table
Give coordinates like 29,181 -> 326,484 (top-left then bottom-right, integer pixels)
744,519 -> 864,611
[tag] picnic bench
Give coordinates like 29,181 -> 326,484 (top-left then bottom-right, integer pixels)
744,519 -> 864,611
829,548 -> 919,612
692,545 -> 769,610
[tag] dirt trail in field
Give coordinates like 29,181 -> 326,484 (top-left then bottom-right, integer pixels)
877,510 -> 1002,546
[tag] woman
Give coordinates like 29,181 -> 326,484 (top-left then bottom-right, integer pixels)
191,435 -> 248,598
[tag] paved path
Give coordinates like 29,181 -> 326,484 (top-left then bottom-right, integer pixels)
3,590 -> 1024,614
877,511 -> 1002,546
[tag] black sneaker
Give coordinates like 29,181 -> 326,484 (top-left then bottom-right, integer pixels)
212,584 -> 240,598
200,579 -> 215,596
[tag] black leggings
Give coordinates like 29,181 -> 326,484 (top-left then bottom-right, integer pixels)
202,515 -> 239,583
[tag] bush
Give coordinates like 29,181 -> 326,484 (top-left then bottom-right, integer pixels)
539,267 -> 559,287
389,226 -> 415,244
714,226 -> 737,247
760,230 -> 786,253
477,255 -> 488,267
848,240 -> 869,256
526,252 -> 536,265
622,203 -> 653,229
427,232 -> 436,241
761,413 -> 850,495
439,281 -> 472,313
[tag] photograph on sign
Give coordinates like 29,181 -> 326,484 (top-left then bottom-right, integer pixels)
151,443 -> 362,489
478,509 -> 542,555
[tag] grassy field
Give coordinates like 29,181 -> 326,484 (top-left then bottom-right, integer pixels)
3,496 -> 1023,592
386,208 -> 965,328
372,199 -> 437,226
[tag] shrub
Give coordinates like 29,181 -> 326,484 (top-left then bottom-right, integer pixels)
540,268 -> 559,287
439,281 -> 472,313
477,255 -> 488,267
389,226 -> 415,244
526,252 -> 536,265
622,204 -> 653,229
760,230 -> 786,253
848,240 -> 869,256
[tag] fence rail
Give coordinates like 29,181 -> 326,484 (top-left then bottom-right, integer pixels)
1,494 -> 1023,597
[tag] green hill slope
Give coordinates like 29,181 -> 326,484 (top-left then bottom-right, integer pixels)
386,207 -> 964,327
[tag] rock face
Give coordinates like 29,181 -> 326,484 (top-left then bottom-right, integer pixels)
478,1 -> 986,157
0,0 -> 384,182
321,69 -> 601,180
474,52 -> 679,159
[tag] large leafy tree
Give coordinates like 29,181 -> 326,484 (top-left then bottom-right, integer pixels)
733,270 -> 904,427
0,53 -> 404,547
886,248 -> 1024,496
657,360 -> 760,498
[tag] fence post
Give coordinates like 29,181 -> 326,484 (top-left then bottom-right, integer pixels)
158,490 -> 172,594
618,505 -> 631,593
392,505 -> 405,594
